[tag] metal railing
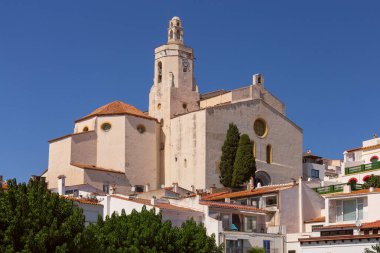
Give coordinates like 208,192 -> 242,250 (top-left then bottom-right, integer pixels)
313,183 -> 363,194
345,161 -> 380,175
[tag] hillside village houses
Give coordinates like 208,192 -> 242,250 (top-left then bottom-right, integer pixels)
2,16 -> 379,253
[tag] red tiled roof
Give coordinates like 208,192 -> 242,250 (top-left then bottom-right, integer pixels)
361,220 -> 380,229
346,143 -> 380,153
111,195 -> 200,213
325,188 -> 380,197
199,200 -> 269,213
201,190 -> 231,200
71,163 -> 125,174
304,216 -> 325,224
299,233 -> 380,243
62,196 -> 102,206
203,183 -> 294,201
75,101 -> 156,123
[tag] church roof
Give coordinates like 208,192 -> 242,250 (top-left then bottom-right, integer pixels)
75,100 -> 156,123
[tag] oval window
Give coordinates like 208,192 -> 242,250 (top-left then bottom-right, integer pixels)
137,124 -> 146,134
101,123 -> 112,132
254,118 -> 268,137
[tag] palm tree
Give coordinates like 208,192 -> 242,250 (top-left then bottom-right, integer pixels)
365,243 -> 380,253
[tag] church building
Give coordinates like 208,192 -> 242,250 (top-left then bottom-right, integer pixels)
42,17 -> 303,194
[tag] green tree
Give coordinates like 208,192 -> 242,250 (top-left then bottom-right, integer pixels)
0,178 -> 85,253
219,123 -> 240,187
80,206 -> 222,253
248,246 -> 265,253
232,134 -> 256,188
365,243 -> 380,253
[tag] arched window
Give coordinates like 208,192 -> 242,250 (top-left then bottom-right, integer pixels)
251,141 -> 256,158
176,30 -> 181,40
83,126 -> 89,132
184,159 -> 187,168
157,62 -> 162,83
266,144 -> 272,164
170,30 -> 173,40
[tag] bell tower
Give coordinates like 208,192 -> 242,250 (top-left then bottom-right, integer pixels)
149,16 -> 200,121
149,16 -> 200,186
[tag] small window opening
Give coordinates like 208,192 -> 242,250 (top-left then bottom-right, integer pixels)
137,124 -> 146,134
83,126 -> 89,132
184,159 -> 187,168
101,123 -> 112,132
266,144 -> 272,164
103,184 -> 109,194
176,30 -> 181,40
170,30 -> 173,40
182,103 -> 187,109
157,62 -> 162,83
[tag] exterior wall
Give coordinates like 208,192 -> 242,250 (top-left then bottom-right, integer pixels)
301,240 -> 380,253
124,116 -> 160,190
223,232 -> 284,253
169,110 -> 206,190
367,193 -> 380,222
280,187 -> 300,233
303,162 -> 325,180
74,117 -> 96,133
71,131 -> 97,165
83,170 -> 130,195
205,99 -> 302,188
75,203 -> 103,225
301,184 -> 325,229
96,115 -> 126,172
200,92 -> 232,108
161,209 -> 203,227
44,137 -> 85,189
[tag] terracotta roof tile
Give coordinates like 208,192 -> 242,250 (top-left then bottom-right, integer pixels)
75,101 -> 156,123
199,200 -> 269,213
203,183 -> 294,201
299,233 -> 380,243
111,195 -> 200,213
361,220 -> 380,229
201,190 -> 231,200
325,188 -> 380,197
304,216 -> 325,224
71,163 -> 125,174
62,196 -> 102,206
346,143 -> 380,152
313,223 -> 356,231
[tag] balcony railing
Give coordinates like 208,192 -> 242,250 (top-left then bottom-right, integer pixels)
345,161 -> 380,175
313,183 -> 363,194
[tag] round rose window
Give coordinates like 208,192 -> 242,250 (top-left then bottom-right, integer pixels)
254,119 -> 268,137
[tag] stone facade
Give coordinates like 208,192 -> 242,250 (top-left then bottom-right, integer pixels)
43,16 -> 303,195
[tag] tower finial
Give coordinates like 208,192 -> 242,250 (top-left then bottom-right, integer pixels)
168,16 -> 184,45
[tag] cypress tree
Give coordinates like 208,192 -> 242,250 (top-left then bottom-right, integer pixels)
219,123 -> 240,187
232,134 -> 256,188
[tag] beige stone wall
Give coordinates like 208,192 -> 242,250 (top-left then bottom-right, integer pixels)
83,169 -> 130,194
96,116 -> 126,172
71,131 -> 97,165
74,118 -> 96,133
200,92 -> 232,108
169,110 -> 206,190
205,99 -> 302,188
44,137 -> 85,189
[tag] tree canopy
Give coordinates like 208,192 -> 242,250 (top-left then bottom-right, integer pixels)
232,134 -> 256,187
219,123 -> 240,187
0,179 -> 85,253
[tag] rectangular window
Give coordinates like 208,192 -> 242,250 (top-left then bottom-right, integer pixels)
264,195 -> 277,207
311,169 -> 320,178
251,197 -> 260,208
221,214 -> 230,231
244,216 -> 257,232
343,199 -> 356,221
103,184 -> 109,194
336,200 -> 343,222
358,198 -> 364,220
263,240 -> 270,253
237,198 -> 248,205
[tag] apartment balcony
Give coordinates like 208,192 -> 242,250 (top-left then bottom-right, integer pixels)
313,183 -> 363,194
345,161 -> 380,175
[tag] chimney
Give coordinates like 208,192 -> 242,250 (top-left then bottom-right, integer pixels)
172,182 -> 178,193
58,175 -> 66,195
151,196 -> 157,206
210,184 -> 216,194
191,185 -> 195,192
145,184 -> 150,192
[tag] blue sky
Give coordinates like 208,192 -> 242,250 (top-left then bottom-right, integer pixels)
0,1 -> 379,182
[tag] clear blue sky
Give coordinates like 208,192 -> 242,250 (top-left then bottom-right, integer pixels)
1,1 -> 379,182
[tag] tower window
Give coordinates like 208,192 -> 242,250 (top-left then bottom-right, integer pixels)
176,30 -> 181,40
83,126 -> 89,132
182,103 -> 187,109
157,103 -> 161,110
157,62 -> 162,83
136,124 -> 146,134
170,30 -> 173,40
266,144 -> 272,164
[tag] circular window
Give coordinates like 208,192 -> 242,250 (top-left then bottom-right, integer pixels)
83,126 -> 89,132
137,124 -> 146,134
254,118 -> 268,137
101,123 -> 112,132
